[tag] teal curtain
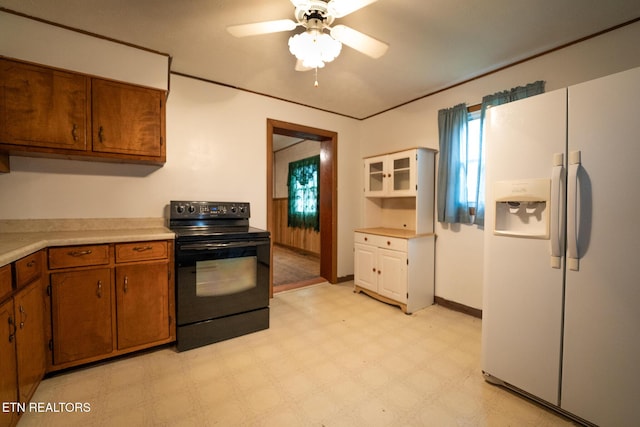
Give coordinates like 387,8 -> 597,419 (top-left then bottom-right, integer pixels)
288,155 -> 320,231
437,103 -> 471,224
475,80 -> 545,225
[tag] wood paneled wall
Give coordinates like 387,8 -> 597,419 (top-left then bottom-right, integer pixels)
273,198 -> 320,254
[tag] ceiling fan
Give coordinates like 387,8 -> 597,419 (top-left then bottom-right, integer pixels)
227,0 -> 389,74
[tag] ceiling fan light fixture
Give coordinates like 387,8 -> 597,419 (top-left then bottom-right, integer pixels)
288,30 -> 342,69
290,0 -> 311,8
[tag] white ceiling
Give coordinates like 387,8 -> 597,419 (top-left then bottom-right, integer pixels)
1,0 -> 639,119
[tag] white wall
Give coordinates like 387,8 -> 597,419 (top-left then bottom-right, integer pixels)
0,11 -> 169,90
361,21 -> 640,310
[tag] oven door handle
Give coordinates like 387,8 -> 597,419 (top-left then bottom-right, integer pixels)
179,241 -> 266,251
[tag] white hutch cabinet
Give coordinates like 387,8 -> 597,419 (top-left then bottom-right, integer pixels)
364,150 -> 419,197
354,147 -> 436,314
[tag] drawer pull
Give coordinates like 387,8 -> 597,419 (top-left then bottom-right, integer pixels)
8,316 -> 16,342
69,250 -> 93,257
26,260 -> 36,267
19,305 -> 26,329
133,246 -> 153,252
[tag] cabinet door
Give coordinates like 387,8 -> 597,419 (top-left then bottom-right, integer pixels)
364,156 -> 387,196
0,299 -> 18,427
14,278 -> 46,403
354,243 -> 378,292
377,248 -> 407,303
51,269 -> 113,365
116,262 -> 169,350
92,79 -> 164,158
0,59 -> 88,151
388,150 -> 417,196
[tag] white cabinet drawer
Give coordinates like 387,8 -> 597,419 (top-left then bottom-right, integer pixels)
354,232 -> 408,252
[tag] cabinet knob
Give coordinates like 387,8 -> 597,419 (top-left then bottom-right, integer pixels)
378,270 -> 381,275
72,123 -> 79,141
387,241 -> 391,246
97,280 -> 103,298
372,268 -> 376,272
364,237 -> 368,241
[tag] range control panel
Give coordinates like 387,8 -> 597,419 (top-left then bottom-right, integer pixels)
170,201 -> 250,219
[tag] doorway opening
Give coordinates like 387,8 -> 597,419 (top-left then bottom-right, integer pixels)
266,119 -> 337,296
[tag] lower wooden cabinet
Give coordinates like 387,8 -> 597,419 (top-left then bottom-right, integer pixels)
14,277 -> 47,404
0,253 -> 46,427
47,240 -> 175,371
115,262 -> 169,350
0,298 -> 19,427
50,268 -> 113,365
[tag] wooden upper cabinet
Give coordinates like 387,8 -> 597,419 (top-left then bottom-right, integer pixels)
0,58 -> 89,151
92,78 -> 165,159
0,58 -> 166,167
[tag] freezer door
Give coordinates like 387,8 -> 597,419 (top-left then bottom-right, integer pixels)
482,89 -> 567,405
562,66 -> 640,426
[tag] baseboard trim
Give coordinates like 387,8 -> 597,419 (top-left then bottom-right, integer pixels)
435,296 -> 482,319
336,274 -> 354,284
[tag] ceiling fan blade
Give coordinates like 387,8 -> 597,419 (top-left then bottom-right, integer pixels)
330,25 -> 388,58
295,59 -> 313,72
328,0 -> 378,18
227,19 -> 297,37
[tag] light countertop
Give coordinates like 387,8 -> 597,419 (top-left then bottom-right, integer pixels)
0,218 -> 174,266
354,227 -> 435,239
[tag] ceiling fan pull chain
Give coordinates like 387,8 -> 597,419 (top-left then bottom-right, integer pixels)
314,67 -> 319,87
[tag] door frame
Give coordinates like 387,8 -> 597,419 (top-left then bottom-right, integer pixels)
266,119 -> 338,296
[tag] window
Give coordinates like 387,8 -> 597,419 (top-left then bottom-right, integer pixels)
466,110 -> 482,209
287,155 -> 320,231
438,81 -> 544,226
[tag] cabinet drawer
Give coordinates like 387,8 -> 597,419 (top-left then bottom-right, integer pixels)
115,241 -> 168,263
354,233 -> 408,252
378,236 -> 408,252
49,245 -> 110,269
0,264 -> 11,300
354,232 -> 388,246
15,251 -> 43,288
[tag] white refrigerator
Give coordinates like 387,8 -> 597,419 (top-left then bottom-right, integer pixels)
482,66 -> 640,427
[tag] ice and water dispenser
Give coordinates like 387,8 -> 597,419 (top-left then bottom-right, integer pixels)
493,179 -> 550,239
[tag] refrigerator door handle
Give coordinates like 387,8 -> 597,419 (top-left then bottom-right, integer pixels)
550,154 -> 564,268
567,150 -> 581,271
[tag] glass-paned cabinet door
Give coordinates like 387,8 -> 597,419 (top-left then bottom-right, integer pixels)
365,157 -> 386,196
389,150 -> 417,196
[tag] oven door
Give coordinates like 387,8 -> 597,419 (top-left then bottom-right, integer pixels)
176,238 -> 270,325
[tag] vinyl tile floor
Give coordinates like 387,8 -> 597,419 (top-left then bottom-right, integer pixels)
19,282 -> 576,427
